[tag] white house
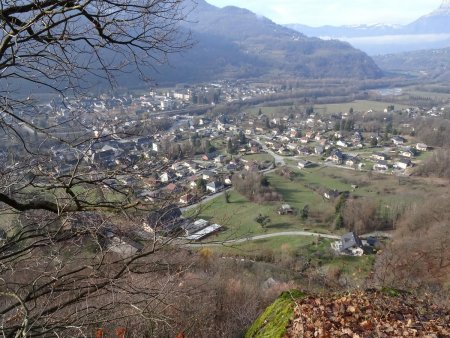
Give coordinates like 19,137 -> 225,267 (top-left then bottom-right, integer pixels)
374,161 -> 389,171
396,158 -> 411,170
206,181 -> 224,193
416,143 -> 428,151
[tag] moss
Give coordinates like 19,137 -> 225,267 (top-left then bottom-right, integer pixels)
381,287 -> 410,297
245,290 -> 305,338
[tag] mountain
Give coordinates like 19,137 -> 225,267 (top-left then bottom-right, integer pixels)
286,0 -> 450,55
405,0 -> 450,34
148,0 -> 382,84
373,47 -> 450,81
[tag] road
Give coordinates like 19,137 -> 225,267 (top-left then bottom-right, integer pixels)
251,137 -> 285,165
183,230 -> 340,247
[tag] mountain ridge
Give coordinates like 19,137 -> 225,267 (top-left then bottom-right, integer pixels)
146,0 -> 383,84
286,1 -> 450,55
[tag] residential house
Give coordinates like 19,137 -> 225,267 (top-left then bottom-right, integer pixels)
330,149 -> 344,164
391,136 -> 405,146
323,189 -> 341,200
179,193 -> 195,205
416,143 -> 428,151
287,142 -> 298,151
185,161 -> 200,174
297,147 -> 311,156
225,163 -> 238,171
298,160 -> 313,169
352,132 -> 363,143
278,204 -> 294,215
206,181 -> 224,193
147,205 -> 182,233
152,142 -> 160,152
315,145 -> 324,155
374,160 -> 389,171
188,175 -> 199,189
202,170 -> 215,181
336,140 -> 350,148
345,157 -> 359,167
372,152 -> 388,161
400,149 -> 415,158
165,183 -> 181,194
160,170 -> 176,183
395,158 -> 412,170
332,232 -> 364,256
290,129 -> 300,138
171,162 -> 185,171
224,176 -> 232,186
92,148 -> 117,167
305,131 -> 315,139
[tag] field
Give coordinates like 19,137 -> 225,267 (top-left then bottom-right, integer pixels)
312,100 -> 411,114
186,165 -> 447,243
245,100 -> 411,117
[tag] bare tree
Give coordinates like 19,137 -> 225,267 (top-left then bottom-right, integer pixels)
0,1 -> 195,336
0,0 -> 192,212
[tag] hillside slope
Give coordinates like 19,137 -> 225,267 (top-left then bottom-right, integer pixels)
373,47 -> 450,81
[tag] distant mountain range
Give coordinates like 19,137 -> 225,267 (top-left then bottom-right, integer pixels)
286,1 -> 450,55
148,0 -> 382,84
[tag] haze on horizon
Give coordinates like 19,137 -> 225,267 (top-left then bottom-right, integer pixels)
206,0 -> 443,27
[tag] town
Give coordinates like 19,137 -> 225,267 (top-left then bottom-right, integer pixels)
4,80 -> 448,257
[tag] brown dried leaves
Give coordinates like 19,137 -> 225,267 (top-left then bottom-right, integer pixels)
285,291 -> 449,337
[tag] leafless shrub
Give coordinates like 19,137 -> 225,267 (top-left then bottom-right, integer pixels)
373,194 -> 450,296
414,149 -> 450,179
232,171 -> 282,202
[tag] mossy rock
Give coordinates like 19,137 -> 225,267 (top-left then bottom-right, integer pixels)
245,290 -> 305,338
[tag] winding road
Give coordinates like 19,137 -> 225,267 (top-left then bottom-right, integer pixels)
183,230 -> 340,247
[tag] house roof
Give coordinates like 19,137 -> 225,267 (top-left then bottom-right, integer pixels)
341,232 -> 363,251
147,205 -> 182,229
207,181 -> 223,189
165,183 -> 178,191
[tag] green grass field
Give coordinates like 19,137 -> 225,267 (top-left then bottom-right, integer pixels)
313,100 -> 411,115
186,164 -> 447,245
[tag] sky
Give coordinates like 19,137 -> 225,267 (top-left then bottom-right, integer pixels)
206,0 -> 444,26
